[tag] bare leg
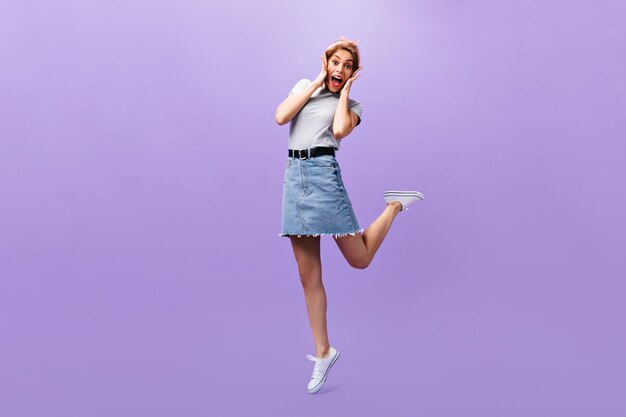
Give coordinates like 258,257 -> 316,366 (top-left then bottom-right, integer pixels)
290,235 -> 331,359
334,202 -> 402,269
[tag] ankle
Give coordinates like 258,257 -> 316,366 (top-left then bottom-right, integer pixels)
317,346 -> 331,358
386,201 -> 402,212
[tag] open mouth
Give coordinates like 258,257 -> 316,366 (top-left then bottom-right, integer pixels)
330,76 -> 343,88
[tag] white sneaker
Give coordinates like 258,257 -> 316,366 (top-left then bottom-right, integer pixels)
384,190 -> 424,211
306,346 -> 340,394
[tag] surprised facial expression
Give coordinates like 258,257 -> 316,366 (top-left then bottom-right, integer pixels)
326,49 -> 354,93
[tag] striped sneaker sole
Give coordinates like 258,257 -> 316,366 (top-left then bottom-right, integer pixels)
384,191 -> 424,200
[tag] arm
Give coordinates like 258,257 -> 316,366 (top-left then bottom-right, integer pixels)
332,65 -> 363,140
332,92 -> 360,140
275,54 -> 328,126
274,82 -> 319,125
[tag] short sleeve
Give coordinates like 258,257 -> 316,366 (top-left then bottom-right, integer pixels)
289,78 -> 312,95
348,100 -> 363,126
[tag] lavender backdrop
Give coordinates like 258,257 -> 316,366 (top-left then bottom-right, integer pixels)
1,0 -> 625,416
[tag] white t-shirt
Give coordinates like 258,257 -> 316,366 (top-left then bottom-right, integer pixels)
287,78 -> 363,151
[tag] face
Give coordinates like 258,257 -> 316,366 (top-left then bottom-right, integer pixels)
326,49 -> 355,93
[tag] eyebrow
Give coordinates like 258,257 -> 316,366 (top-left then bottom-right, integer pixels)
332,55 -> 353,63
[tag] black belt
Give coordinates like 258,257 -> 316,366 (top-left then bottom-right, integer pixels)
288,147 -> 336,160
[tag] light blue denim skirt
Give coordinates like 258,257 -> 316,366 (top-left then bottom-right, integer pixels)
280,154 -> 364,238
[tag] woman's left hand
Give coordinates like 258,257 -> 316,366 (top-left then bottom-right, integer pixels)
341,66 -> 363,95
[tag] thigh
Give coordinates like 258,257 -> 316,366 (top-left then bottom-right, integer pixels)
333,233 -> 368,268
290,236 -> 322,275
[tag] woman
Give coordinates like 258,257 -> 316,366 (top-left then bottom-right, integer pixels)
274,37 -> 424,394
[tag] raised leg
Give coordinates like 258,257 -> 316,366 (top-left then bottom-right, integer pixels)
334,201 -> 402,269
290,235 -> 331,359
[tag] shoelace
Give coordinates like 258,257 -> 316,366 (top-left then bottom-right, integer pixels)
306,355 -> 324,379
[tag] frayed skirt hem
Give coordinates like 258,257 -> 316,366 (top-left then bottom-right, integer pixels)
278,228 -> 364,239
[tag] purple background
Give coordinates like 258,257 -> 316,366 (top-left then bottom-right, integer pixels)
1,0 -> 625,416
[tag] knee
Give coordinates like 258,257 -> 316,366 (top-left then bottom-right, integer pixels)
348,258 -> 370,270
298,267 -> 322,287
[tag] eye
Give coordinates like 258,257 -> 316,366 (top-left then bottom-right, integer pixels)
346,64 -> 352,70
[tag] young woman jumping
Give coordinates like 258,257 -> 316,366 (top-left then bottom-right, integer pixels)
275,37 -> 424,394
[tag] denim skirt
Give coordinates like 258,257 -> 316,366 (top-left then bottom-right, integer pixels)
279,154 -> 363,238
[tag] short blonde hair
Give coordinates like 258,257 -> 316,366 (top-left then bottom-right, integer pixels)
324,36 -> 360,71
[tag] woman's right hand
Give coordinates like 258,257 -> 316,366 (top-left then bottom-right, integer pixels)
312,53 -> 328,89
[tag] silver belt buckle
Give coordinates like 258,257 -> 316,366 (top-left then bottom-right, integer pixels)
299,148 -> 309,160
